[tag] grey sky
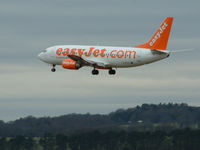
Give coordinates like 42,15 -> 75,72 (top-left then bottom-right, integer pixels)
0,0 -> 199,121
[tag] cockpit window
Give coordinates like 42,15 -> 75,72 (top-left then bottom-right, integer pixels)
43,50 -> 47,53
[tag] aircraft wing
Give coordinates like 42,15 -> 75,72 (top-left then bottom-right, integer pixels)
67,55 -> 109,67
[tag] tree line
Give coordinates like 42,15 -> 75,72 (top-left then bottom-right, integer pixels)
1,103 -> 200,137
1,129 -> 200,150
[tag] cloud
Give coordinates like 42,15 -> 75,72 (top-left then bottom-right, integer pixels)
0,59 -> 199,100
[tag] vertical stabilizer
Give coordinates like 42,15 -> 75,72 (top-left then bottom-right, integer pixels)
135,17 -> 174,50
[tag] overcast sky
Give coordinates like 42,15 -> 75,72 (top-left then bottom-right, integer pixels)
0,0 -> 199,121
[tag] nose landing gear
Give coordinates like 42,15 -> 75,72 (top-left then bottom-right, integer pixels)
51,64 -> 56,72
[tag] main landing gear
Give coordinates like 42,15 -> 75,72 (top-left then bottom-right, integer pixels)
108,69 -> 116,75
92,69 -> 99,75
51,64 -> 56,72
91,68 -> 116,75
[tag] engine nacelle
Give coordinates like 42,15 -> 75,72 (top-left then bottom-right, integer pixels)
62,59 -> 81,70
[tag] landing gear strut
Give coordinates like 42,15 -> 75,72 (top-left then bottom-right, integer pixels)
92,69 -> 99,75
109,69 -> 116,75
51,64 -> 56,72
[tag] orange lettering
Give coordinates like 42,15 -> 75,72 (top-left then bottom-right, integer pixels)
77,49 -> 85,57
100,49 -> 106,57
133,51 -> 136,58
93,49 -> 100,57
110,50 -> 117,58
125,51 -> 136,58
70,48 -> 77,55
56,48 -> 63,55
117,50 -> 124,58
85,47 -> 95,57
62,48 -> 70,56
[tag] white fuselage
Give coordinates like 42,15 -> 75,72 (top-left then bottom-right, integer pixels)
38,45 -> 169,68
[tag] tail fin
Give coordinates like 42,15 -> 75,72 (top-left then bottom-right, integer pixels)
135,17 -> 174,50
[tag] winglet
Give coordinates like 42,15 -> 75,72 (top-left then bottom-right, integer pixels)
134,17 -> 174,50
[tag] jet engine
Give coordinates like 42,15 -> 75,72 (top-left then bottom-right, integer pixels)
62,59 -> 81,70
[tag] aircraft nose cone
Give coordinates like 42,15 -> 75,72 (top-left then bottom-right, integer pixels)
38,52 -> 44,61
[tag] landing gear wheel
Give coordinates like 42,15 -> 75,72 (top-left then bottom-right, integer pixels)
109,69 -> 116,75
51,68 -> 56,72
51,65 -> 56,72
92,69 -> 99,75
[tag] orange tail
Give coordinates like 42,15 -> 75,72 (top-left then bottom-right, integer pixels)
135,17 -> 174,50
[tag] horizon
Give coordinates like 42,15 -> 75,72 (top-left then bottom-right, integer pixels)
0,102 -> 197,122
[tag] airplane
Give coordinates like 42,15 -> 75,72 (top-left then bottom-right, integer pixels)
38,17 -> 174,75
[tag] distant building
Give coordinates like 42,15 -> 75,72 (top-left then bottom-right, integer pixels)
137,120 -> 143,123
